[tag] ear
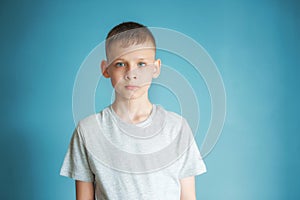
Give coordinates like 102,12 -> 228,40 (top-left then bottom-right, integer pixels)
152,59 -> 161,78
101,60 -> 110,78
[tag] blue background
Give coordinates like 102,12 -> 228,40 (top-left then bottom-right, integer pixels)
1,0 -> 299,199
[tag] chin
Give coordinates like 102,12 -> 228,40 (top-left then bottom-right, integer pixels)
117,90 -> 147,100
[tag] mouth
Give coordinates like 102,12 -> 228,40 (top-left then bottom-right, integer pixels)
125,85 -> 140,90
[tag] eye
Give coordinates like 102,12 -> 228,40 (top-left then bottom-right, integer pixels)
137,62 -> 147,67
115,62 -> 125,67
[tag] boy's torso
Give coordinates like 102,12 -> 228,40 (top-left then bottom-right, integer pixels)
78,104 -> 194,200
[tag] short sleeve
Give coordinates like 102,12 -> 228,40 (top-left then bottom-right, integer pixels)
178,120 -> 207,179
59,123 -> 95,182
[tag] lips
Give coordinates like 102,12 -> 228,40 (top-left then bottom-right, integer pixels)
125,85 -> 140,90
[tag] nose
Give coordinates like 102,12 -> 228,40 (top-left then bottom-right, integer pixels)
125,64 -> 137,80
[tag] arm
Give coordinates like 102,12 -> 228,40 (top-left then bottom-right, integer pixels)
75,180 -> 95,200
179,176 -> 196,200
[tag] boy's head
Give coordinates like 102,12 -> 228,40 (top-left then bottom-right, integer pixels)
105,22 -> 156,60
101,22 -> 161,100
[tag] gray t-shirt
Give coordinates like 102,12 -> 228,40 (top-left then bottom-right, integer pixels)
60,104 -> 206,200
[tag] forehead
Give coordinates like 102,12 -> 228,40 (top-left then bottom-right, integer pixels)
106,41 -> 155,62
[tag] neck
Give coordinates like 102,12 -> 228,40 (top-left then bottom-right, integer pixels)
112,93 -> 153,124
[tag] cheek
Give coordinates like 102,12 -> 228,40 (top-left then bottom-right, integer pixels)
109,71 -> 123,87
140,71 -> 152,84
139,68 -> 154,82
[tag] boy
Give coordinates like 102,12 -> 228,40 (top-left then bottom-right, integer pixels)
60,22 -> 206,200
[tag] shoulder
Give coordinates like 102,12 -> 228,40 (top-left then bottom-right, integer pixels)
77,113 -> 98,129
76,106 -> 110,132
156,104 -> 188,125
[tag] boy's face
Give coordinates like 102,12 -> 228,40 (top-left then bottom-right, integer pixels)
101,41 -> 161,100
